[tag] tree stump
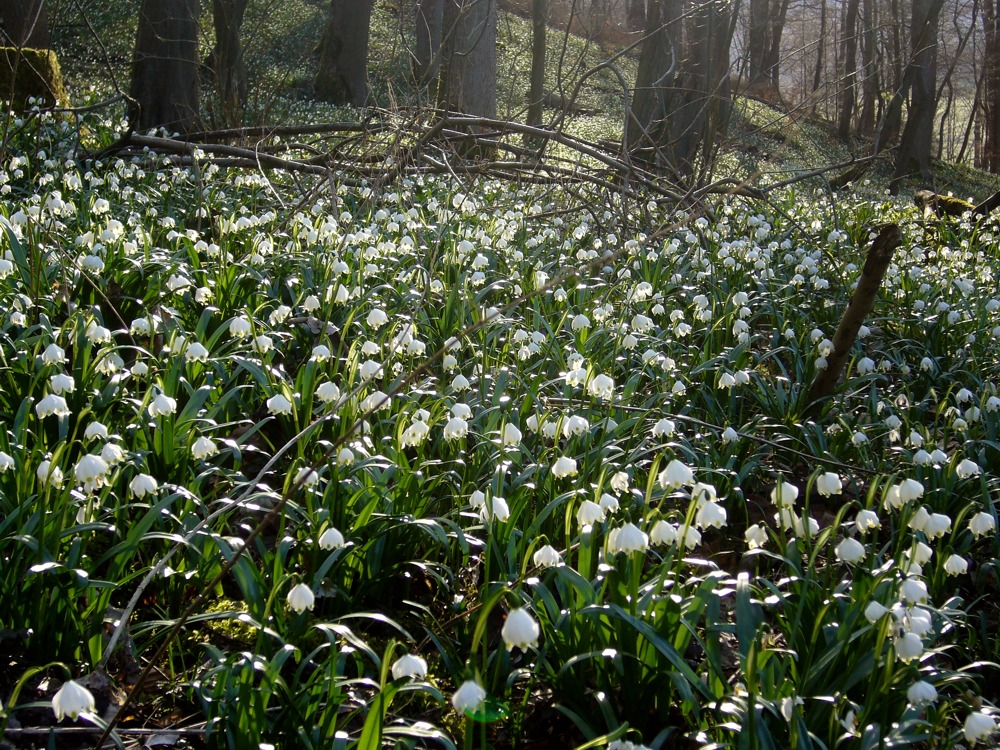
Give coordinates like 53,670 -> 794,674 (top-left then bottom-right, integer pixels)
0,47 -> 68,110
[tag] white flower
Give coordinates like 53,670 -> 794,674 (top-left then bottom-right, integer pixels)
443,416 -> 469,441
588,373 -> 615,400
52,680 -> 95,721
35,393 -> 71,419
0,451 -> 14,472
577,500 -> 605,527
854,509 -> 881,534
295,467 -> 320,487
745,523 -> 767,549
41,343 -> 66,365
452,680 -> 486,714
533,545 -> 562,568
956,458 -> 981,479
49,373 -> 75,394
968,511 -> 996,538
943,554 -> 968,575
191,436 -> 218,460
501,423 -> 522,447
678,524 -> 702,549
696,501 -> 727,529
900,578 -> 928,605
148,393 -> 177,417
229,316 -> 252,338
83,422 -> 109,442
337,447 -> 355,466
266,393 -> 293,415
771,481 -> 798,508
898,478 -> 925,503
721,426 -> 739,443
311,344 -> 331,362
185,342 -> 209,362
864,601 -> 888,623
318,527 -> 346,550
835,537 -> 866,563
964,712 -> 996,744
610,471 -> 630,493
658,459 -> 692,489
481,495 -> 510,522
607,522 -> 649,554
287,582 -> 315,614
552,456 -> 578,479
366,308 -> 388,329
894,631 -> 923,661
129,473 -> 158,498
391,654 -> 428,681
37,460 -> 64,488
652,418 -> 676,438
923,512 -> 951,539
816,472 -> 843,496
253,335 -> 273,353
907,680 -> 938,706
360,391 -> 391,412
73,454 -> 109,491
571,313 -> 590,331
501,608 -> 540,651
316,381 -> 341,405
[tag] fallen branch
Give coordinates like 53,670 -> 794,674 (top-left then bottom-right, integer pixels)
805,223 -> 902,415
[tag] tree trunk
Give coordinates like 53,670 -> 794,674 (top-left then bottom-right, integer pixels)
984,0 -> 1000,172
209,0 -> 248,120
129,0 -> 200,135
810,0 -> 826,112
745,0 -> 788,105
628,0 -> 735,179
837,0 -> 860,139
0,0 -> 49,48
891,0 -> 946,192
438,0 -> 497,119
315,0 -> 373,106
526,0 -> 546,132
415,0 -> 443,85
856,0 -> 878,136
627,0 -> 646,31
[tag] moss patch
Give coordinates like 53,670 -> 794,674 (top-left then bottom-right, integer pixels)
0,47 -> 69,110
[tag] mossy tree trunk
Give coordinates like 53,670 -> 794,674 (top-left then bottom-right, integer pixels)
526,0 -> 546,132
315,0 -> 373,107
129,0 -> 200,135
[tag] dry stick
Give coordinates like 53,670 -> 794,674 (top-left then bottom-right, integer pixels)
805,223 -> 902,415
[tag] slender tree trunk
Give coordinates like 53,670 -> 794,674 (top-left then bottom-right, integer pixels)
209,0 -> 248,120
857,0 -> 878,136
129,0 -> 200,135
415,0 -> 444,85
810,0 -> 826,112
627,0 -> 680,155
837,0 -> 860,139
746,0 -> 789,105
983,0 -> 1000,171
315,0 -> 373,106
438,0 -> 497,119
526,0 -> 547,131
891,0 -> 946,192
1,0 -> 49,47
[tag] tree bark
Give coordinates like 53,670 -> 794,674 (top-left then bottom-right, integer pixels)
414,0 -> 443,85
209,0 -> 248,120
983,0 -> 1000,172
837,0 -> 860,139
526,0 -> 546,132
627,0 -> 680,156
315,0 -> 373,107
745,0 -> 789,105
856,0 -> 878,136
891,0 -> 946,192
0,0 -> 49,48
806,224 -> 901,415
438,0 -> 497,119
129,0 -> 200,135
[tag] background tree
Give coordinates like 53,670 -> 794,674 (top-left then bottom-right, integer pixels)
129,0 -> 200,135
414,0 -> 444,85
745,0 -> 790,105
0,0 -> 50,48
208,0 -> 248,121
837,0 -> 860,139
627,0 -> 646,31
629,0 -> 737,179
438,0 -> 497,119
983,0 -> 1000,171
891,0 -> 946,190
315,0 -> 373,106
526,0 -> 547,131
